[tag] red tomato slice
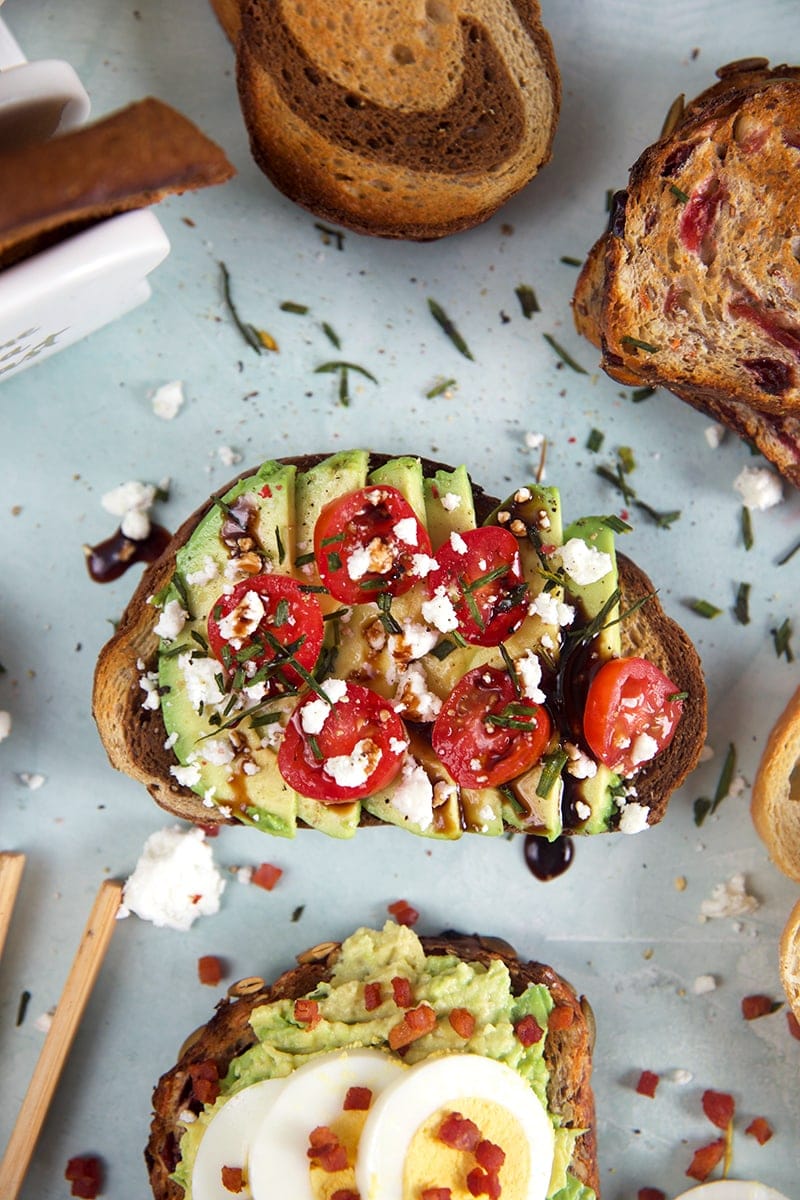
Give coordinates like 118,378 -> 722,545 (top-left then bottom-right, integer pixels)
432,666 -> 551,788
314,486 -> 432,605
582,657 -> 683,776
426,526 -> 527,646
207,573 -> 324,688
278,680 -> 407,802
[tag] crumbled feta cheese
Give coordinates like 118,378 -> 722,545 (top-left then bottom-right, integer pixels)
440,492 -> 462,512
394,621 -> 438,662
389,757 -> 434,830
574,800 -> 591,821
151,380 -> 185,420
565,742 -> 598,780
393,517 -> 418,546
170,762 -> 202,787
692,974 -> 717,995
558,538 -> 613,586
217,590 -> 264,646
201,738 -> 235,766
529,590 -> 575,628
629,731 -> 659,767
449,531 -> 468,555
411,553 -> 437,578
139,668 -> 161,711
119,826 -> 225,931
153,598 -> 188,641
699,872 -> 759,921
179,653 -> 226,711
347,538 -> 393,580
186,556 -> 219,587
101,480 -> 156,518
704,424 -> 725,448
421,586 -> 459,633
234,866 -> 253,885
394,663 -> 442,722
18,772 -> 45,790
733,465 -> 783,510
164,731 -> 178,750
524,431 -> 545,451
665,1068 -> 693,1085
34,1010 -> 55,1033
218,445 -> 242,467
323,738 -> 381,788
0,711 -> 12,742
516,650 -> 545,704
300,679 -> 349,735
242,760 -> 260,776
618,802 -> 650,834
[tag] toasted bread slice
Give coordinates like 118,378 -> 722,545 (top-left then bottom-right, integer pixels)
0,97 -> 234,269
145,929 -> 598,1200
233,0 -> 561,239
752,683 -> 800,884
92,452 -> 706,837
571,61 -> 800,484
209,0 -> 241,44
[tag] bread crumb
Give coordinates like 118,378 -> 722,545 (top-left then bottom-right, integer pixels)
0,711 -> 11,742
699,872 -> 759,921
674,875 -> 687,891
693,974 -> 717,994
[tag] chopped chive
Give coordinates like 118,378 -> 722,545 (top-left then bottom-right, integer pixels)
772,617 -> 794,661
213,496 -> 247,530
323,607 -> 350,622
273,598 -> 289,627
631,386 -> 656,402
357,578 -> 387,591
220,645 -> 232,670
734,582 -> 751,625
542,333 -> 588,374
667,690 -> 689,702
430,639 -> 457,661
426,377 -> 457,398
741,505 -> 754,551
326,551 -> 343,572
451,630 -> 468,648
377,592 -> 402,635
595,465 -> 680,528
308,735 -> 324,761
536,750 -> 568,798
587,428 -> 605,452
212,603 -> 223,622
459,575 -> 485,630
274,524 -> 285,564
601,514 -> 633,534
321,533 -> 344,547
621,335 -> 660,353
314,360 -> 377,408
299,584 -> 328,593
235,640 -> 264,663
688,599 -> 723,619
170,571 -> 192,616
314,222 -> 345,250
427,298 -> 474,360
499,784 -> 526,815
280,300 -> 309,314
499,643 -> 520,695
605,188 -> 615,212
560,255 -> 583,267
295,551 -> 315,566
250,711 -> 282,729
515,284 -> 540,318
190,629 -> 209,653
669,184 -> 690,203
219,261 -> 263,355
778,536 -> 800,566
694,743 -> 737,827
321,321 -> 341,349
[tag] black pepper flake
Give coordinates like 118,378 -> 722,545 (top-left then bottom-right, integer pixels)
16,989 -> 31,1026
291,905 -> 305,923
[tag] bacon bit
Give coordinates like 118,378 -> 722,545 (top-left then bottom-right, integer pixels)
547,1005 -> 574,1031
331,1192 -> 360,1200
197,955 -> 223,986
741,993 -> 779,1019
638,1190 -> 666,1200
65,1156 -> 103,1199
188,1060 -> 221,1106
294,998 -> 321,1029
466,1167 -> 502,1199
389,1002 -> 437,1050
702,1089 -> 735,1130
307,1126 -> 348,1172
391,976 -> 414,1008
745,1116 -> 773,1145
449,1007 -> 476,1038
437,1111 -> 482,1151
199,822 -> 220,837
364,981 -> 382,1011
387,899 -> 419,926
422,1190 -> 452,1200
788,1011 -> 800,1040
190,894 -> 203,905
476,1140 -> 506,1171
343,1086 -> 372,1111
221,1165 -> 246,1193
514,1014 -> 543,1047
686,1137 -> 726,1182
636,1070 -> 660,1098
251,862 -> 283,891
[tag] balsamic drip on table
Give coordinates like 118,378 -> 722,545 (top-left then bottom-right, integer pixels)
84,523 -> 172,583
523,834 -> 574,881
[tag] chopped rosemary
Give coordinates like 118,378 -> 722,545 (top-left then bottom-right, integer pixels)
621,335 -> 660,353
778,536 -> 800,566
499,784 -> 526,815
170,571 -> 192,617
631,386 -> 656,402
772,617 -> 794,662
377,592 -> 402,635
669,184 -> 690,203
430,639 -> 457,661
601,514 -> 633,534
323,607 -> 350,622
536,750 -> 568,798
694,743 -> 737,827
426,377 -> 457,398
688,599 -> 722,619
459,575 -> 485,630
314,222 -> 345,250
741,505 -> 754,551
273,598 -> 290,627
427,298 -> 474,360
295,551 -> 315,567
275,524 -> 285,564
499,643 -> 520,694
515,284 -> 540,318
605,188 -> 615,212
490,704 -> 540,731
587,428 -> 605,452
280,300 -> 309,314
595,464 -> 681,528
734,582 -> 751,625
321,532 -> 344,547
314,360 -> 378,407
250,711 -> 282,729
326,550 -> 343,572
190,630 -> 209,654
308,735 -> 324,761
542,333 -> 588,374
560,255 -> 583,267
322,321 -> 341,349
213,496 -> 247,530
219,261 -> 264,355
667,690 -> 689,702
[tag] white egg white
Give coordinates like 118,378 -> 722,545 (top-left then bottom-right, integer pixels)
191,1077 -> 287,1200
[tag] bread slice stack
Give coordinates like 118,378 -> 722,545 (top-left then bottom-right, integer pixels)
572,59 -> 800,485
217,0 -> 561,239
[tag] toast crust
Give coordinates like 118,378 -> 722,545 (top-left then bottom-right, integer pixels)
751,683 -> 800,884
145,931 -> 598,1199
92,452 -> 706,833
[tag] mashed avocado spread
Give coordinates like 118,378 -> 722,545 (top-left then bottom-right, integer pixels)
173,923 -> 595,1199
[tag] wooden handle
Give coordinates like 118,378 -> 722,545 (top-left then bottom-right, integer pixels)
0,878 -> 123,1199
0,851 -> 26,961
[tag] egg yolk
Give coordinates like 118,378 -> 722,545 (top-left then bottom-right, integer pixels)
403,1098 -> 530,1199
308,1109 -> 367,1200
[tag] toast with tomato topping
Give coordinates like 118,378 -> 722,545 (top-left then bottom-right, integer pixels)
145,926 -> 599,1200
572,59 -> 800,485
93,450 -> 706,840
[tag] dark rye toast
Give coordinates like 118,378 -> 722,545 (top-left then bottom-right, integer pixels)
145,930 -> 599,1200
93,452 -> 706,836
233,0 -> 561,239
572,60 -> 800,485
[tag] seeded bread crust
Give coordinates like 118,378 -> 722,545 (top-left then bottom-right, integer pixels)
571,61 -> 800,485
0,98 -> 234,270
92,452 -> 706,833
145,931 -> 598,1200
232,0 -> 561,240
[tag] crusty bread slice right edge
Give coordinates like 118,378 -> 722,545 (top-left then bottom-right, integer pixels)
780,898 -> 800,1022
751,683 -> 800,884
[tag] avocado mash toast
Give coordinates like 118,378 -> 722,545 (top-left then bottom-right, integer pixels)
146,923 -> 598,1200
93,450 -> 706,840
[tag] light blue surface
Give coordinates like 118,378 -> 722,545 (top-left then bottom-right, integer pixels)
1,2 -> 799,1197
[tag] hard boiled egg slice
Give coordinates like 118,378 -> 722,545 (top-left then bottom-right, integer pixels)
355,1052 -> 555,1200
192,1077 -> 287,1200
248,1048 -> 406,1200
674,1184 -> 792,1200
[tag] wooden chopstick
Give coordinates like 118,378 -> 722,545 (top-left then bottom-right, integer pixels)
0,877 -> 123,1200
0,851 -> 26,961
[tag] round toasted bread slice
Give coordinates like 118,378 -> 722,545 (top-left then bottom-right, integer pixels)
780,898 -> 800,1022
751,683 -> 800,884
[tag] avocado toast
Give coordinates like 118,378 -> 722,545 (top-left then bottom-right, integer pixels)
93,450 -> 706,840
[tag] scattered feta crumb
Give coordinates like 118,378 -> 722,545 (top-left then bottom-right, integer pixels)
558,538 -> 613,586
234,866 -> 253,885
699,744 -> 715,763
704,424 -> 725,448
629,731 -> 659,767
618,801 -> 650,834
421,586 -> 459,633
0,711 -> 11,743
411,553 -> 437,578
218,445 -> 243,467
529,590 -> 574,628
440,492 -> 462,512
574,800 -> 591,821
394,663 -> 442,721
101,479 -> 157,542
392,517 -> 418,546
564,742 -> 598,780
449,531 -> 468,555
693,974 -> 717,995
665,1068 -> 693,1085
153,598 -> 188,641
323,738 -> 380,789
733,465 -> 783,510
699,872 -> 759,921
34,1009 -> 55,1033
516,649 -> 545,704
389,757 -> 434,830
524,431 -> 545,451
150,379 -> 185,420
186,556 -> 219,587
170,762 -> 202,788
18,772 -> 45,790
139,667 -> 161,711
118,826 -> 226,931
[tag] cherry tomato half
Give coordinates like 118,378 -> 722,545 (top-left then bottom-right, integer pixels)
582,656 -> 683,776
278,680 -> 407,802
207,573 -> 324,688
432,666 -> 551,788
314,486 -> 432,605
426,526 -> 527,646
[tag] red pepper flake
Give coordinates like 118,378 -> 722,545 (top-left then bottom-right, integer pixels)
638,1190 -> 666,1200
514,1014 -> 543,1047
788,1011 -> 800,1040
221,1165 -> 246,1193
391,976 -> 414,1008
547,1005 -> 574,1031
686,1137 -> 726,1181
188,1060 -> 221,1106
307,1126 -> 348,1172
260,484 -> 273,498
364,981 -> 382,1011
197,955 -> 224,986
387,899 -> 419,926
476,1140 -> 506,1171
251,862 -> 283,891
636,1070 -> 660,1098
343,1086 -> 372,1111
701,1089 -> 735,1130
437,1111 -> 481,1152
448,1006 -> 476,1039
294,998 -> 321,1029
745,1116 -> 773,1145
65,1155 -> 103,1199
741,993 -> 780,1020
466,1167 -> 502,1199
422,1191 -> 452,1200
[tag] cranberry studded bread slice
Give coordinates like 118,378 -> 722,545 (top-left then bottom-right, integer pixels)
572,60 -> 800,485
145,925 -> 599,1200
233,0 -> 561,239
